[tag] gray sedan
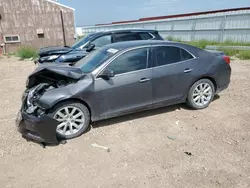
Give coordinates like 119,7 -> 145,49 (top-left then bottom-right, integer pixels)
17,40 -> 231,144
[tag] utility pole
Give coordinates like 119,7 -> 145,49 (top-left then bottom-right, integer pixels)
60,10 -> 67,46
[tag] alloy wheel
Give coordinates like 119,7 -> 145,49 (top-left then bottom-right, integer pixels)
54,106 -> 85,136
192,83 -> 213,107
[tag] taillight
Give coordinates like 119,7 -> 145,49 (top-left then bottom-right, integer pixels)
223,55 -> 230,64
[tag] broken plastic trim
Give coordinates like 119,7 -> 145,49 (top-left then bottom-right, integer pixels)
25,82 -> 59,117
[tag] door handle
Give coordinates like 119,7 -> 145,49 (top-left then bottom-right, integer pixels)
139,78 -> 150,83
184,68 -> 193,73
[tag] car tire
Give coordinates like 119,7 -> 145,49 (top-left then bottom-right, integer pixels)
48,101 -> 90,139
186,79 -> 215,109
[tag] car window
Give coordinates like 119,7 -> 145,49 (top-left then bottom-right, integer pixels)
139,32 -> 153,40
75,47 -> 119,73
107,48 -> 148,75
91,35 -> 111,48
114,33 -> 141,42
181,48 -> 194,61
153,46 -> 182,66
71,33 -> 95,49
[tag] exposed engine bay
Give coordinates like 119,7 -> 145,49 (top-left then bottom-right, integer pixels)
23,65 -> 83,116
25,83 -> 55,115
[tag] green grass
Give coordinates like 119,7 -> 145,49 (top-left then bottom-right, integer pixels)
186,40 -> 218,49
166,36 -> 183,42
5,52 -> 16,58
165,36 -> 250,60
17,46 -> 38,60
222,39 -> 250,47
218,47 -> 239,56
237,50 -> 250,60
165,37 -> 250,49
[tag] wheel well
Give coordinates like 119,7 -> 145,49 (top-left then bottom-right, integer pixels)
51,98 -> 92,119
195,77 -> 217,91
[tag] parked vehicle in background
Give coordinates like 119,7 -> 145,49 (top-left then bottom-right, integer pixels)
36,29 -> 164,64
18,40 -> 231,144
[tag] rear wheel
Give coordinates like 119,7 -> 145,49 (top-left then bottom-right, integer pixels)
49,102 -> 90,139
186,79 -> 215,109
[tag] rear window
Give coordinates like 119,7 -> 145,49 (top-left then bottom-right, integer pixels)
139,32 -> 153,40
154,46 -> 182,66
153,46 -> 194,67
114,33 -> 141,42
181,49 -> 194,61
152,32 -> 164,40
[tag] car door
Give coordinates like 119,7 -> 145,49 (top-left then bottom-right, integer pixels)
151,45 -> 198,105
93,47 -> 153,119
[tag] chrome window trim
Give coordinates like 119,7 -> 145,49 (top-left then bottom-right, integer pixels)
151,57 -> 196,69
150,44 -> 197,59
148,32 -> 156,40
149,44 -> 198,68
92,44 -> 198,79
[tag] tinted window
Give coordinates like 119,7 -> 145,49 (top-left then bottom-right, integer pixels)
139,32 -> 153,40
181,49 -> 193,61
91,35 -> 111,48
114,33 -> 140,42
154,46 -> 182,66
107,48 -> 148,75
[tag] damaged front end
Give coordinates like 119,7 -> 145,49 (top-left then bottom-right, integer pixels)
17,65 -> 84,144
25,83 -> 51,115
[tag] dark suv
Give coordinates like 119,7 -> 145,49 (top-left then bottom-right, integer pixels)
36,29 -> 164,64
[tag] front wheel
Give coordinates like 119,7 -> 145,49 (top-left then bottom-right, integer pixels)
186,79 -> 215,109
49,102 -> 90,139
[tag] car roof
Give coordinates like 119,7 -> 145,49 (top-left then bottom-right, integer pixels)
101,40 -> 178,51
99,40 -> 209,58
92,28 -> 159,36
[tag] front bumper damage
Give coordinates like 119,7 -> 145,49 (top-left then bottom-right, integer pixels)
16,84 -> 63,144
17,111 -> 59,144
17,65 -> 84,144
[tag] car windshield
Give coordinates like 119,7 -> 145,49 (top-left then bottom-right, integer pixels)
71,34 -> 95,49
75,48 -> 119,73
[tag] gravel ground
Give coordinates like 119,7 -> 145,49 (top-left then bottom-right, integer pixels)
0,57 -> 249,188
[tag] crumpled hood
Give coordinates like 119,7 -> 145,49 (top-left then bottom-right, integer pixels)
39,46 -> 73,57
27,63 -> 85,88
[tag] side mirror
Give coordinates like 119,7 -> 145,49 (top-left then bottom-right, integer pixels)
86,43 -> 95,52
98,68 -> 114,80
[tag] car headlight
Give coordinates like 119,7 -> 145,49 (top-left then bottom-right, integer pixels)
55,55 -> 65,63
47,55 -> 60,60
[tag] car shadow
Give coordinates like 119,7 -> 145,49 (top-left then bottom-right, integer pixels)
92,103 -> 187,129
214,94 -> 220,101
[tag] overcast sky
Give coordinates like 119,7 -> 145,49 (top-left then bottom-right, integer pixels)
58,0 -> 250,26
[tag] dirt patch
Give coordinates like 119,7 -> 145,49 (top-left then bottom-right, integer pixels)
0,57 -> 249,188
